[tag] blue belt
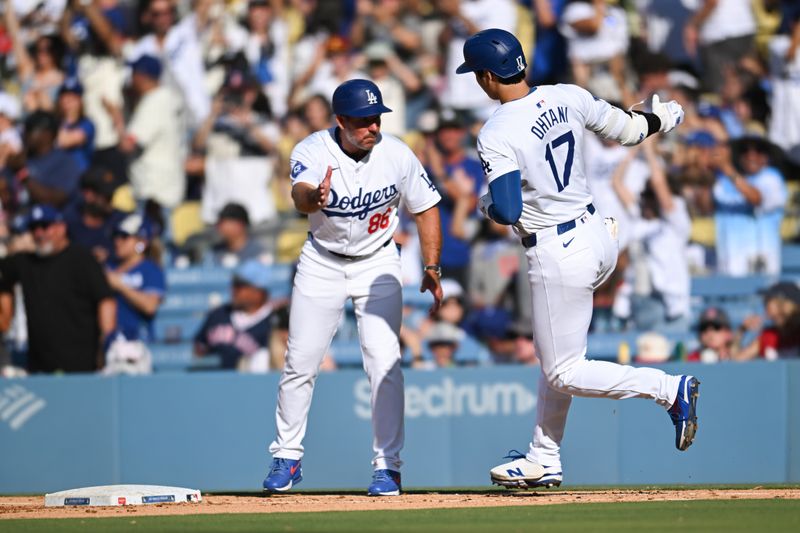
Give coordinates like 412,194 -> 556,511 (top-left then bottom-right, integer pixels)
521,203 -> 595,249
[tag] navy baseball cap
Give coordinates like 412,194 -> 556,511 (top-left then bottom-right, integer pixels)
114,213 -> 154,240
59,77 -> 83,96
456,28 -> 527,79
233,260 -> 271,292
466,307 -> 512,340
684,130 -> 717,148
332,79 -> 392,117
129,55 -> 162,80
696,101 -> 722,120
27,204 -> 64,227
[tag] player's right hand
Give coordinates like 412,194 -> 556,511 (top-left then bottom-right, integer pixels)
315,166 -> 332,207
652,94 -> 684,134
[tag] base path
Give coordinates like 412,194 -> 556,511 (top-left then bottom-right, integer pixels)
1,488 -> 799,520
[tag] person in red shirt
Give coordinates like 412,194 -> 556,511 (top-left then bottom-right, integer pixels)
736,281 -> 800,361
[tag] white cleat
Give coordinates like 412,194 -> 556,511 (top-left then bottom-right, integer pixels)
490,453 -> 546,489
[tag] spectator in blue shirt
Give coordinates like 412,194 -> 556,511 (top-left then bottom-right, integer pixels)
424,112 -> 483,288
712,134 -> 788,276
105,214 -> 166,343
56,78 -> 95,174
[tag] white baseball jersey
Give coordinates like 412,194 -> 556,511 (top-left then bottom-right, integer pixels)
477,84 -> 624,233
290,128 -> 441,256
476,83 -> 685,473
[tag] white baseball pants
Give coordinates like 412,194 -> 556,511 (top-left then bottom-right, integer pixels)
523,210 -> 682,470
269,240 -> 404,471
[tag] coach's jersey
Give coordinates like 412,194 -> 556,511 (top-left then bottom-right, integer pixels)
477,84 -> 620,233
290,128 -> 441,256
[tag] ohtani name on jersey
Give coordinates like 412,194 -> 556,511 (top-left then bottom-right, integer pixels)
323,185 -> 399,220
530,106 -> 569,140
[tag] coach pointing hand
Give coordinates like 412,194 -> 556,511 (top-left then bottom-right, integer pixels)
264,79 -> 442,497
315,166 -> 332,208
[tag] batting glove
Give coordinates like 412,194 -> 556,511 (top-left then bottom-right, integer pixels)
652,94 -> 684,133
478,193 -> 493,219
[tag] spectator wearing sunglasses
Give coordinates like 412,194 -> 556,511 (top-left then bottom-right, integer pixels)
687,307 -> 735,363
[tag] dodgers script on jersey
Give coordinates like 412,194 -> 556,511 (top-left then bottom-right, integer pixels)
290,129 -> 440,256
477,84 -> 621,233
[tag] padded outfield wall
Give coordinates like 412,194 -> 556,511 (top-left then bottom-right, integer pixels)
1,361 -> 798,493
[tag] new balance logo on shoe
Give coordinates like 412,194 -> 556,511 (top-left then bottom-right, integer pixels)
506,467 -> 524,477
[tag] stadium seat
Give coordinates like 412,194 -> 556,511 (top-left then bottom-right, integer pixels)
586,332 -> 698,362
781,216 -> 798,240
166,267 -> 231,292
171,201 -> 205,247
111,184 -> 136,212
153,316 -> 204,343
148,343 -> 222,372
782,245 -> 800,275
587,332 -> 636,361
690,275 -> 773,299
164,263 -> 294,298
159,292 -> 225,317
689,217 -> 715,247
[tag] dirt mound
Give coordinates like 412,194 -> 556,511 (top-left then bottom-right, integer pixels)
1,488 -> 798,520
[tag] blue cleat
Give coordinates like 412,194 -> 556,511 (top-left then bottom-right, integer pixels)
668,375 -> 700,451
263,458 -> 302,493
367,469 -> 402,496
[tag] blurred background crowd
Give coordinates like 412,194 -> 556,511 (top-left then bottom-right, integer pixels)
0,0 -> 799,377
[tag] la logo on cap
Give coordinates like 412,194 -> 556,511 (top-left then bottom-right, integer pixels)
366,89 -> 378,105
516,56 -> 524,71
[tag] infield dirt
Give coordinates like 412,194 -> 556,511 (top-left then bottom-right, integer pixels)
1,487 -> 798,520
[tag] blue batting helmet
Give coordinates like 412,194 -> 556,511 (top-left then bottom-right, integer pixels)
332,79 -> 392,117
455,29 -> 527,79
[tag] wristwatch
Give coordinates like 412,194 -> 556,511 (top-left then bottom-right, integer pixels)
424,264 -> 442,277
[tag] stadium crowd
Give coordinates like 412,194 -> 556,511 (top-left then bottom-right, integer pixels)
0,0 -> 799,376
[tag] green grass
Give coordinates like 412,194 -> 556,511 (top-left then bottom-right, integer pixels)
2,500 -> 799,533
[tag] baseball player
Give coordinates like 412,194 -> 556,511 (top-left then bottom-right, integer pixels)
263,79 -> 443,496
455,29 -> 701,489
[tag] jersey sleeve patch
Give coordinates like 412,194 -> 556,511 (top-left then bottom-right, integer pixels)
290,160 -> 308,179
